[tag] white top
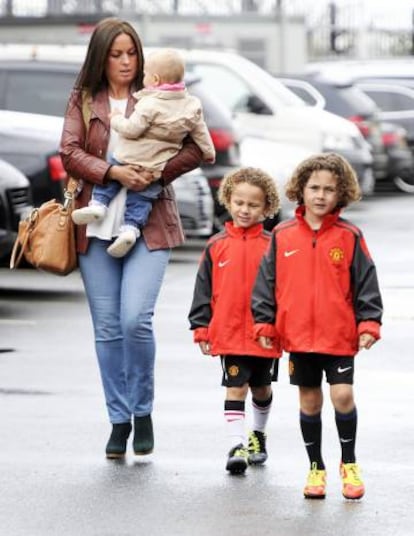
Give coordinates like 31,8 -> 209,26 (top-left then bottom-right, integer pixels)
86,97 -> 128,240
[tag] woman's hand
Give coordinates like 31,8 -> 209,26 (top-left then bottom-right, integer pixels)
107,164 -> 155,191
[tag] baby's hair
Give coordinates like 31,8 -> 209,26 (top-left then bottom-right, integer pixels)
146,48 -> 185,84
285,152 -> 361,208
218,167 -> 280,218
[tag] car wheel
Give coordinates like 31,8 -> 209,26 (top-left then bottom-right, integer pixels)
360,167 -> 376,196
393,175 -> 414,194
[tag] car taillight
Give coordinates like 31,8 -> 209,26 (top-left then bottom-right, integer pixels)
48,154 -> 67,182
348,115 -> 371,138
381,131 -> 400,147
209,128 -> 235,151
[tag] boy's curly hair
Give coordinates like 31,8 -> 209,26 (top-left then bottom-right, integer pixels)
218,167 -> 280,218
285,153 -> 362,208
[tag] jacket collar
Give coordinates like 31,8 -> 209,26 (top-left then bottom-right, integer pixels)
296,204 -> 341,232
225,220 -> 264,238
88,88 -> 137,125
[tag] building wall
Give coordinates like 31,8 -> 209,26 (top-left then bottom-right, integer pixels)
0,14 -> 307,73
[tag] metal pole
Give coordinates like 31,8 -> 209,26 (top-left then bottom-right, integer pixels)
277,0 -> 286,73
329,1 -> 337,53
412,8 -> 414,55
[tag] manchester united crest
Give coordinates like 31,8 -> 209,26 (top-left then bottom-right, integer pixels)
228,365 -> 239,377
329,247 -> 344,263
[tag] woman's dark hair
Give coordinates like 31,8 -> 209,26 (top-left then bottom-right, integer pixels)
75,17 -> 144,95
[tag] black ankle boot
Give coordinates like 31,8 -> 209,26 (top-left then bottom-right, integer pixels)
133,415 -> 154,455
105,422 -> 132,459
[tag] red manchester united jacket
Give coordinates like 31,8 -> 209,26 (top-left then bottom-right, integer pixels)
252,206 -> 383,356
189,221 -> 281,358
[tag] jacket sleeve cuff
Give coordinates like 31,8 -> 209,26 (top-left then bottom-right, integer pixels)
358,320 -> 381,340
253,323 -> 276,340
193,327 -> 209,343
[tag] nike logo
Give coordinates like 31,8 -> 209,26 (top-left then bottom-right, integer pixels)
340,438 -> 354,443
337,366 -> 352,373
218,260 -> 230,268
304,441 -> 314,447
284,249 -> 299,257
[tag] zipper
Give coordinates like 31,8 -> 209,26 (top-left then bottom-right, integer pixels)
310,230 -> 318,350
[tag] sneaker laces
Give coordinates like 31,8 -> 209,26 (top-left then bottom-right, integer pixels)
307,462 -> 325,486
234,446 -> 248,458
248,431 -> 265,453
343,463 -> 363,485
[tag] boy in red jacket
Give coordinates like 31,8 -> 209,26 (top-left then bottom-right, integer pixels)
189,167 -> 281,475
252,153 -> 383,499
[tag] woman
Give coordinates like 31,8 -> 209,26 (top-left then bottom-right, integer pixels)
60,17 -> 203,459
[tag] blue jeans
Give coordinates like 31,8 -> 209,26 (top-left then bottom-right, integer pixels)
95,156 -> 162,228
79,237 -> 171,423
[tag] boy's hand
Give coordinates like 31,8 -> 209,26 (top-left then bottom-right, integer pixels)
359,333 -> 376,350
198,341 -> 211,355
258,336 -> 273,349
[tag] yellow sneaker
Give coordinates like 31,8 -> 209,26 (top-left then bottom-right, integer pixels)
340,462 -> 365,499
303,462 -> 326,499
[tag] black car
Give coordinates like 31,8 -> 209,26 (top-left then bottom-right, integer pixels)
0,110 -> 66,207
0,58 -> 241,231
0,158 -> 32,263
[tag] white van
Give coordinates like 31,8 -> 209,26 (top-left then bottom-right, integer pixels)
175,49 -> 365,156
8,44 -> 365,156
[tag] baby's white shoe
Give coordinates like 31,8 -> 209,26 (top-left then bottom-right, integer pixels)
107,228 -> 140,258
72,204 -> 107,225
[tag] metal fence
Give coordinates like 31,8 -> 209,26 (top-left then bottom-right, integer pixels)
1,0 -> 414,58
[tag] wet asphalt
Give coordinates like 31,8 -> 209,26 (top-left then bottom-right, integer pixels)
0,191 -> 413,536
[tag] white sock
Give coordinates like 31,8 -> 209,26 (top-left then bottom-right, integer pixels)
225,402 -> 246,448
119,224 -> 140,237
252,395 -> 273,433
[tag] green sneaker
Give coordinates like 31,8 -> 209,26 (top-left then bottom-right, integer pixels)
247,430 -> 268,465
226,444 -> 248,474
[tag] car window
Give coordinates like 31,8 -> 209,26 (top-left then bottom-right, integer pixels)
4,71 -> 76,116
186,62 -> 255,113
187,81 -> 234,129
362,89 -> 414,112
284,84 -> 318,106
316,83 -> 377,117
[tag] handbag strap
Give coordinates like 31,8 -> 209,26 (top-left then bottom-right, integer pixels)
9,209 -> 39,269
63,89 -> 92,207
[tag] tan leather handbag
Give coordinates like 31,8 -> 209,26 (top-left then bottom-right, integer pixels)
9,178 -> 78,275
10,90 -> 91,276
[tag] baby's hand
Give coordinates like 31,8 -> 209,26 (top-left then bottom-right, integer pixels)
359,333 -> 376,350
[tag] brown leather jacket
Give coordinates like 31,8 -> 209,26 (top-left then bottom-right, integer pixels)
60,88 -> 203,254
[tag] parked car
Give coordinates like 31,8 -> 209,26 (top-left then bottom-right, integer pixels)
378,122 -> 414,193
356,82 -> 414,148
277,75 -> 389,192
306,58 -> 414,89
0,56 -> 240,235
0,158 -> 33,263
0,110 -> 66,207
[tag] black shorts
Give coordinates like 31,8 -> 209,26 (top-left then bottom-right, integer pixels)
289,352 -> 354,387
221,355 -> 279,388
